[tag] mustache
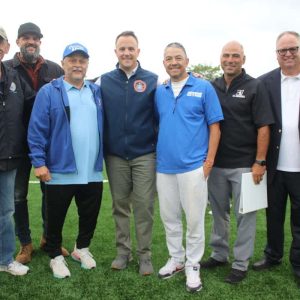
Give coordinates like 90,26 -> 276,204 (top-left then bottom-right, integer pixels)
72,67 -> 83,72
25,44 -> 37,49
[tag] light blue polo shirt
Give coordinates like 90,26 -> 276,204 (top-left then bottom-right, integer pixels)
47,80 -> 103,184
155,75 -> 223,174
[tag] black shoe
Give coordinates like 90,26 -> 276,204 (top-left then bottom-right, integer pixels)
225,268 -> 247,284
200,257 -> 227,269
252,257 -> 281,271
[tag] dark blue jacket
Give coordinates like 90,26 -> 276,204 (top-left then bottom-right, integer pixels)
28,77 -> 103,173
101,63 -> 158,160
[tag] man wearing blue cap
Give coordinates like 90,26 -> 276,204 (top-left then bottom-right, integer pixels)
28,43 -> 104,278
4,22 -> 67,264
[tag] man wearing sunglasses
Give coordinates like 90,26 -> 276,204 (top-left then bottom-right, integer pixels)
253,31 -> 300,288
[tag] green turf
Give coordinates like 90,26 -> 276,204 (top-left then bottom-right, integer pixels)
0,181 -> 299,300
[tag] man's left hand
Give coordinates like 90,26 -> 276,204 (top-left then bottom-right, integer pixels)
251,163 -> 266,184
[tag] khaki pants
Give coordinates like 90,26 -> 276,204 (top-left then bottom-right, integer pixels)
105,153 -> 156,259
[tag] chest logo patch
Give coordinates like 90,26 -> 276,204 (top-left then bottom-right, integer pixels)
232,89 -> 245,98
10,82 -> 17,93
187,91 -> 202,98
134,80 -> 147,93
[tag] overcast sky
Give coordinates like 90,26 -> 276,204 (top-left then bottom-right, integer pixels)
2,0 -> 300,80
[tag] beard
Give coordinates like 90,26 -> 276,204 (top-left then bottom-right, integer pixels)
20,45 -> 40,63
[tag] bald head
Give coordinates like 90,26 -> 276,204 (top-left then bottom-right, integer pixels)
221,41 -> 244,56
220,40 -> 246,84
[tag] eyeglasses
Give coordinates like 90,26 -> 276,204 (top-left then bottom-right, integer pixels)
276,46 -> 299,56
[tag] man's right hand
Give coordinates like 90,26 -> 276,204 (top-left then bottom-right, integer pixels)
34,166 -> 51,182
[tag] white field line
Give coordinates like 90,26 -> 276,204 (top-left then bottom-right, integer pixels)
29,179 -> 109,184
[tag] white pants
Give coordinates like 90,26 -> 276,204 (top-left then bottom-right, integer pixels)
157,167 -> 207,266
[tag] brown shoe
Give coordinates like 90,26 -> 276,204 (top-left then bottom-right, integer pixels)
16,243 -> 34,264
60,246 -> 70,257
40,236 -> 70,257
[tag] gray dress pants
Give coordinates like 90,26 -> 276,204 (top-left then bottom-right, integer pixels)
208,167 -> 256,271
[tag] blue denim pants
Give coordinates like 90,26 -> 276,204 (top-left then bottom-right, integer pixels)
0,169 -> 17,266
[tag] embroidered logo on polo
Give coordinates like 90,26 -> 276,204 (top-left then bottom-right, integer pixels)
133,80 -> 147,92
232,89 -> 245,98
187,91 -> 202,98
10,82 -> 17,93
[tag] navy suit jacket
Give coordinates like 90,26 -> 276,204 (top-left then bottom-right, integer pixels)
259,68 -> 282,184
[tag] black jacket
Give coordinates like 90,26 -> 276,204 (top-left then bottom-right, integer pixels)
259,68 -> 285,184
4,54 -> 64,128
0,63 -> 34,171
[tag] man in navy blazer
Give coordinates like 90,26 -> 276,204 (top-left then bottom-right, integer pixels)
253,31 -> 300,287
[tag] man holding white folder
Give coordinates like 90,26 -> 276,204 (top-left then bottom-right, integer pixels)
200,41 -> 274,284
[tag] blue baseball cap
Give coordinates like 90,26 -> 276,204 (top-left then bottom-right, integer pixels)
62,43 -> 89,59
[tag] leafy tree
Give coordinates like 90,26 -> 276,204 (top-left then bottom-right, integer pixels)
188,64 -> 222,81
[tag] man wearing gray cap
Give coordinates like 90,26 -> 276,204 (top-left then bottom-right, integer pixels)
0,26 -> 33,276
4,22 -> 67,264
28,43 -> 104,279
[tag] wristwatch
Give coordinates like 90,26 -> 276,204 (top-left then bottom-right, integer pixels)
255,159 -> 266,166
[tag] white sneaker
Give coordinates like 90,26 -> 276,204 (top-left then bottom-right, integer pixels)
185,265 -> 202,293
50,255 -> 71,279
158,257 -> 185,279
0,261 -> 29,276
71,246 -> 96,269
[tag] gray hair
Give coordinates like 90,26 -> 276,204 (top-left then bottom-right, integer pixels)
276,31 -> 300,43
164,42 -> 187,56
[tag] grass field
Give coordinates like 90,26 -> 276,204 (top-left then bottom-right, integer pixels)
0,180 -> 299,300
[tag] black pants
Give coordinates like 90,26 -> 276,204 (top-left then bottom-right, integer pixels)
265,171 -> 300,276
14,155 -> 47,245
44,182 -> 103,258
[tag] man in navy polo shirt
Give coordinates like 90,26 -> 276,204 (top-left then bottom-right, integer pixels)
155,42 -> 223,293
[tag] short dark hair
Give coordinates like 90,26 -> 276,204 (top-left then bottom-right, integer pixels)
164,42 -> 187,56
115,31 -> 138,45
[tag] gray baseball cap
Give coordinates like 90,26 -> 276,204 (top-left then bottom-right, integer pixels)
0,27 -> 8,40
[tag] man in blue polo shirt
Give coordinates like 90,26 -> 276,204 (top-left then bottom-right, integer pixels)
155,42 -> 223,293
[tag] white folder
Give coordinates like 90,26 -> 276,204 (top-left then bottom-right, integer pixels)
239,172 -> 268,214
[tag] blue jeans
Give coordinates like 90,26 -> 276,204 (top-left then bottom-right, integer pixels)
14,156 -> 46,245
0,169 -> 17,266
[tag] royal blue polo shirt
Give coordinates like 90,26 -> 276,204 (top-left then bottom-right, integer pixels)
155,75 -> 223,174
